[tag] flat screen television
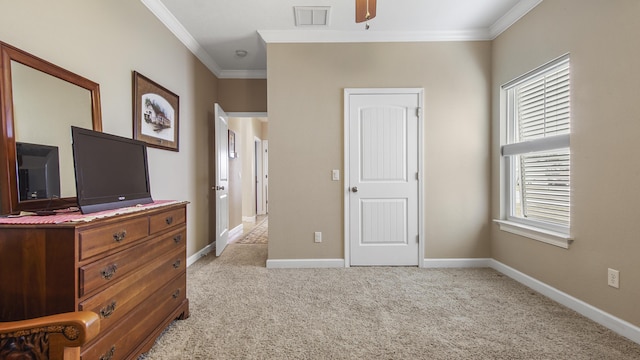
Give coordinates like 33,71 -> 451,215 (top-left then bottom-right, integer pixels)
71,126 -> 153,214
16,142 -> 61,201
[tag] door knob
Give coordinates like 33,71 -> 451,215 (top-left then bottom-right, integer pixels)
351,186 -> 358,193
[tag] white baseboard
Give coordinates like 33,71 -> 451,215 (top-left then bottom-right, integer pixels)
489,259 -> 640,345
228,224 -> 244,242
266,258 -> 345,268
187,242 -> 215,267
424,258 -> 492,268
242,215 -> 257,223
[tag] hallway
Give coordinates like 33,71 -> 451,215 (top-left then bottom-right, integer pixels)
229,215 -> 268,243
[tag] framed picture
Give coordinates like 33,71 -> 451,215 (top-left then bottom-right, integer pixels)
133,71 -> 179,151
228,130 -> 237,158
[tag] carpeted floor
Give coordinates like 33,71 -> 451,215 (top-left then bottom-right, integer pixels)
235,217 -> 268,245
139,244 -> 640,359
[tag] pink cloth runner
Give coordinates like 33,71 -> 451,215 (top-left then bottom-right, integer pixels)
0,200 -> 183,225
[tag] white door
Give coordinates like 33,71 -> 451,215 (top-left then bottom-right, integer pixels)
346,89 -> 422,266
214,104 -> 229,256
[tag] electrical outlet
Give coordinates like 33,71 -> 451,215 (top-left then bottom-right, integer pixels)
608,268 -> 619,289
314,232 -> 322,243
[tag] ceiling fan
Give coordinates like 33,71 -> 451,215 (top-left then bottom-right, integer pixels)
355,0 -> 376,29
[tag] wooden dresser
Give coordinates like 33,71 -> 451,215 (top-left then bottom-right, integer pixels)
0,202 -> 189,360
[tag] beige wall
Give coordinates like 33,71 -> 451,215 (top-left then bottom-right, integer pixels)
227,119 -> 244,231
267,42 -> 491,260
218,79 -> 267,112
491,0 -> 640,326
0,0 -> 219,258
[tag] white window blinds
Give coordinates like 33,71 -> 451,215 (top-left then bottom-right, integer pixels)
517,149 -> 570,226
502,55 -> 571,232
517,66 -> 570,141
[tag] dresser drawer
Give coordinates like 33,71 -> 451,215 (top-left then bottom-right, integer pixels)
81,272 -> 187,360
149,207 -> 185,234
79,245 -> 185,333
78,217 -> 149,261
79,227 -> 186,297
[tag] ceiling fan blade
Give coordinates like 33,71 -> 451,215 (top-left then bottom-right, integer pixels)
355,0 -> 377,23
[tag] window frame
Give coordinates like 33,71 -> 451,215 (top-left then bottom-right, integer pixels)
496,54 -> 573,248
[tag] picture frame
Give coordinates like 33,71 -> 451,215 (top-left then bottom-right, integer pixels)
133,71 -> 179,151
228,130 -> 237,158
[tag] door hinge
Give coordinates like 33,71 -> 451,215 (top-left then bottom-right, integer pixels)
416,235 -> 419,243
416,107 -> 421,117
415,172 -> 419,180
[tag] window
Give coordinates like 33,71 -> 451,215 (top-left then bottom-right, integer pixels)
497,55 -> 572,248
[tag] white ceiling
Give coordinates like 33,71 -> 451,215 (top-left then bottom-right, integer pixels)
143,0 -> 542,79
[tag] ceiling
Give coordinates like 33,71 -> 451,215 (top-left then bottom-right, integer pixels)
142,0 -> 542,79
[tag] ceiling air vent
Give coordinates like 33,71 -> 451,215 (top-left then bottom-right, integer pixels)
294,6 -> 330,27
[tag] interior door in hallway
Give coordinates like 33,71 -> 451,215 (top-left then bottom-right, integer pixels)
213,103 -> 229,256
346,89 -> 422,266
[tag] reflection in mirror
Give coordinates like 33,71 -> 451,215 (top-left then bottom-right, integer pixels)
0,41 -> 102,214
16,142 -> 61,201
12,60 -> 93,199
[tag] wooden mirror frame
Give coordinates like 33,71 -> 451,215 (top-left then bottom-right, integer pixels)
0,41 -> 102,214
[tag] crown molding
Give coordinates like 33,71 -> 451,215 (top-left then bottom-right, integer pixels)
258,29 -> 492,44
489,0 -> 543,39
141,0 -> 223,77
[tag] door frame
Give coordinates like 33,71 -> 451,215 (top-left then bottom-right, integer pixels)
263,140 -> 269,214
343,88 -> 425,268
227,112 -> 269,218
254,136 -> 264,215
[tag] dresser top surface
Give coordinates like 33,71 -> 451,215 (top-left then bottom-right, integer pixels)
0,200 -> 187,228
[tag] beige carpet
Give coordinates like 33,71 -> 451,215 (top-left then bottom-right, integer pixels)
235,218 -> 268,245
140,244 -> 640,359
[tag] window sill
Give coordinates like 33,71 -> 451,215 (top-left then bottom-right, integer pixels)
493,220 -> 573,249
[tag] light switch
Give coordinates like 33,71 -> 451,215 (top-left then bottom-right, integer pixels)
332,169 -> 340,181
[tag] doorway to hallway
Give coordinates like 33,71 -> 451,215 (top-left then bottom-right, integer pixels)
225,115 -> 268,245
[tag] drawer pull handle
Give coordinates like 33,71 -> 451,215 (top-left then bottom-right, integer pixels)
99,301 -> 117,319
165,216 -> 174,225
113,230 -> 127,242
173,259 -> 181,269
101,264 -> 118,280
173,234 -> 182,244
100,345 -> 116,360
172,289 -> 180,299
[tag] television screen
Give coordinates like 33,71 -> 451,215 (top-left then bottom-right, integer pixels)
71,126 -> 153,214
16,142 -> 61,201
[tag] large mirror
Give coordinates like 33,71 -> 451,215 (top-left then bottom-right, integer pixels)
0,42 -> 102,214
